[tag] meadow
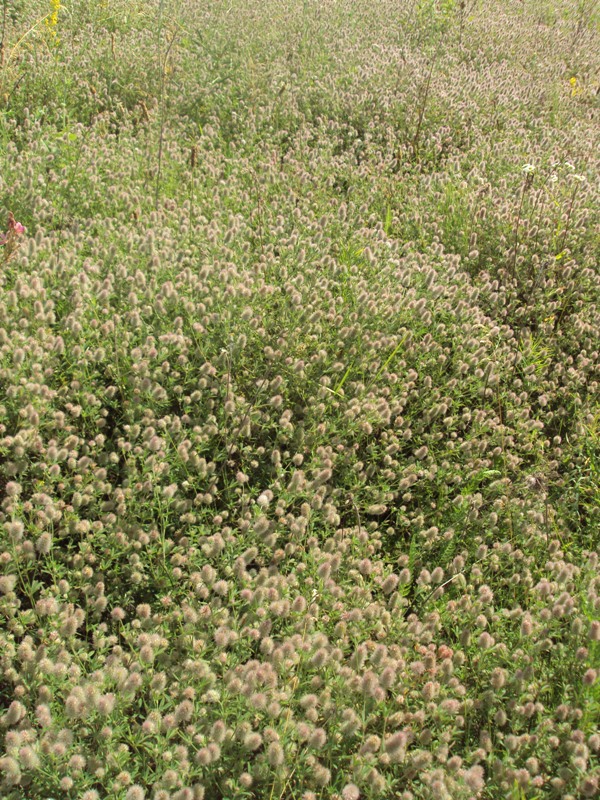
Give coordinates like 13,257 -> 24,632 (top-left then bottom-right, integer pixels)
0,0 -> 599,798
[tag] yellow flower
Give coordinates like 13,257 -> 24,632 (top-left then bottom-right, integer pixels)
45,0 -> 61,36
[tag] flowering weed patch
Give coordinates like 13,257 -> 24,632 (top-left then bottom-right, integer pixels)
0,1 -> 598,798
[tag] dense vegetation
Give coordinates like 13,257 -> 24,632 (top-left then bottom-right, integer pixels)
0,1 -> 599,798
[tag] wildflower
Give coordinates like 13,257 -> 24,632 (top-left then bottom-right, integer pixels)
45,0 -> 61,36
210,720 -> 227,743
296,722 -> 311,741
126,786 -> 146,800
35,704 -> 52,727
464,765 -> 485,792
490,667 -> 506,690
249,692 -> 267,709
308,728 -> 327,749
380,666 -> 396,690
300,694 -> 319,709
174,700 -> 194,723
313,764 -> 331,786
580,775 -> 599,797
311,648 -> 329,668
431,567 -> 444,584
36,532 -> 53,554
583,669 -> 597,686
588,734 -> 600,752
162,769 -> 179,788
340,707 -> 361,737
360,734 -> 381,755
173,791 -> 194,800
292,595 -> 307,613
0,213 -> 25,246
521,616 -> 533,636
97,693 -> 116,716
3,700 -> 26,725
440,699 -> 461,715
243,732 -> 262,751
4,520 -> 24,541
18,746 -> 40,769
385,731 -> 407,758
421,681 -> 439,700
399,568 -> 411,584
207,743 -> 221,761
266,741 -> 285,767
0,574 -> 17,594
0,757 -> 21,784
195,748 -> 212,766
140,645 -> 155,664
381,573 -> 399,594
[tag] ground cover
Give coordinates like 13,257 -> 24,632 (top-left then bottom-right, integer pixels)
0,1 -> 599,798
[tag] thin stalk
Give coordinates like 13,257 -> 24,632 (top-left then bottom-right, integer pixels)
253,170 -> 265,255
6,11 -> 54,65
458,0 -> 478,47
558,182 -> 580,256
154,19 -> 166,210
458,0 -> 466,46
510,172 -> 533,280
419,552 -> 488,608
225,371 -> 271,461
267,587 -> 319,800
497,386 -> 515,545
410,40 -> 441,162
348,492 -> 362,538
188,144 -> 197,228
154,0 -> 178,209
0,1 -> 8,67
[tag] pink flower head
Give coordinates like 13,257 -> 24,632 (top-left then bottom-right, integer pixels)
8,213 -> 25,235
1,212 -> 25,247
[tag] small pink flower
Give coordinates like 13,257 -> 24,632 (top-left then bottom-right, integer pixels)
1,213 -> 25,248
7,212 -> 24,233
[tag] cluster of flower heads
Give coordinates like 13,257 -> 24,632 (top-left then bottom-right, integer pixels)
0,0 -> 599,798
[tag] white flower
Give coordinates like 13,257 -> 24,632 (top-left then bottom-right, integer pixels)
522,163 -> 535,174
